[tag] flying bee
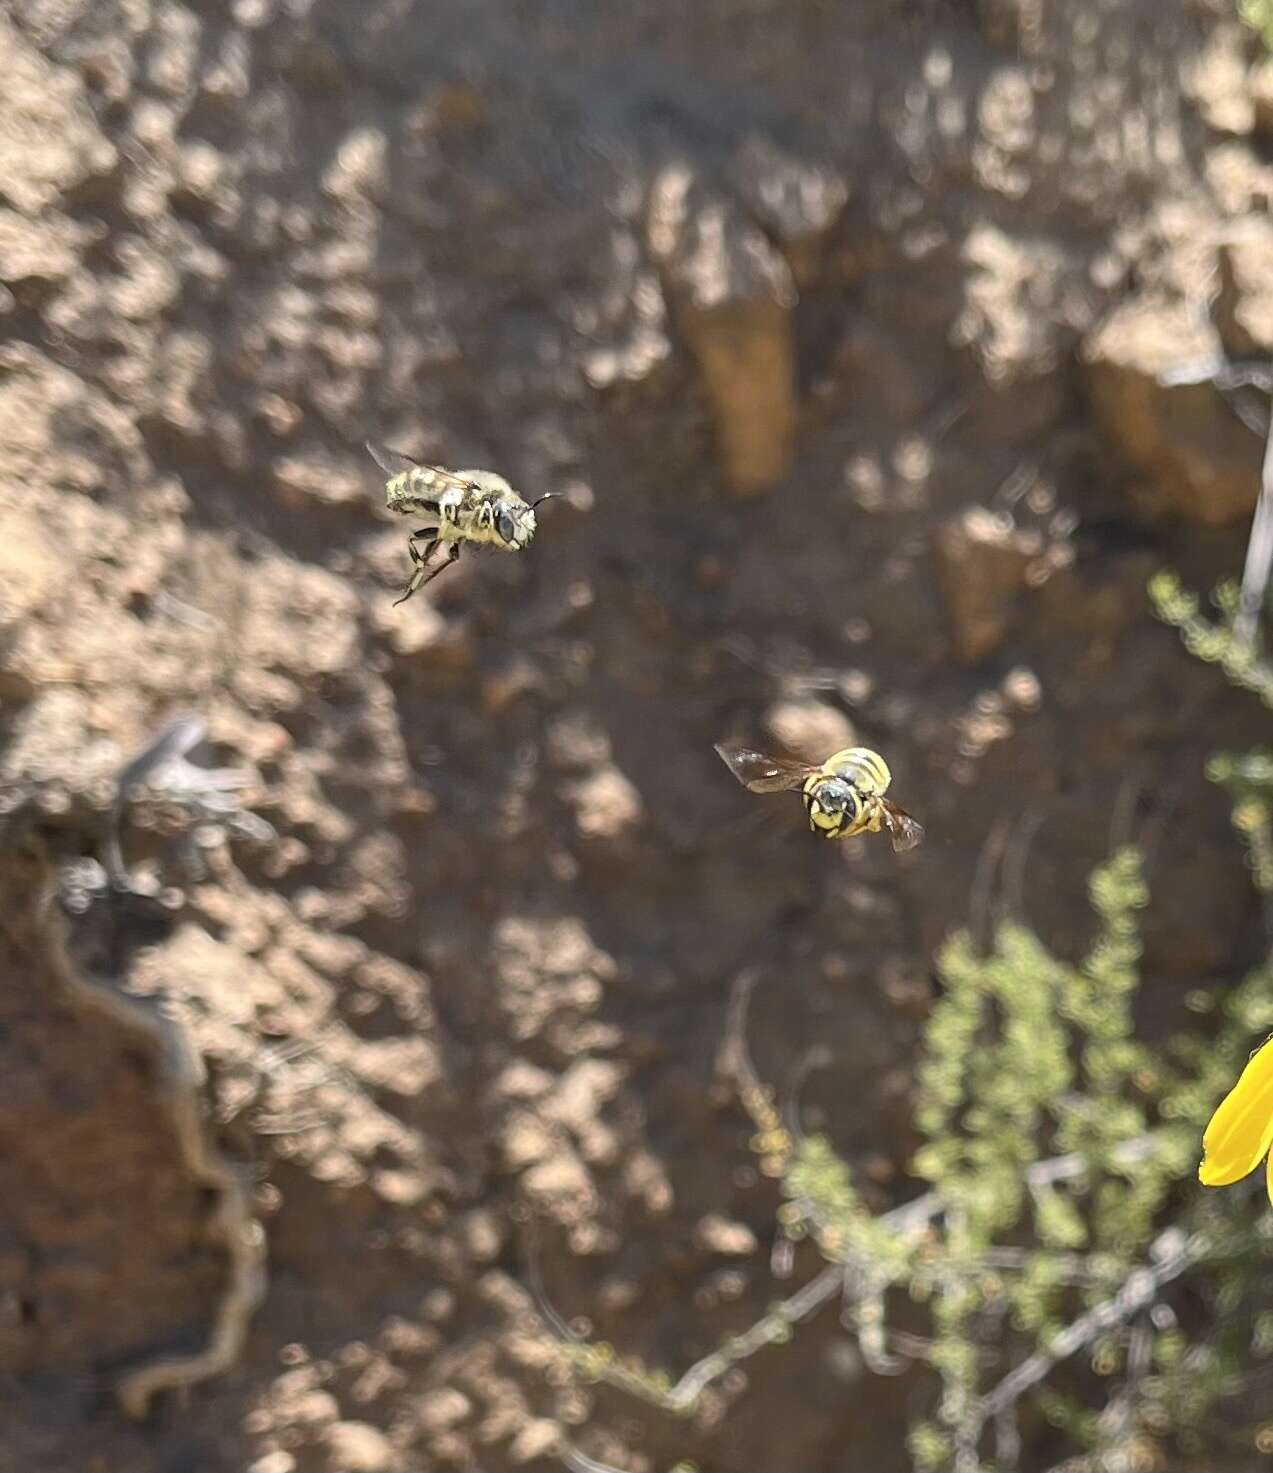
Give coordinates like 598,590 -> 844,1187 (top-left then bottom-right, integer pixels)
714,742 -> 924,852
366,443 -> 560,606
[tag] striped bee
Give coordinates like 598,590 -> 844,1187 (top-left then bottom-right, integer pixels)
367,443 -> 560,606
714,742 -> 924,852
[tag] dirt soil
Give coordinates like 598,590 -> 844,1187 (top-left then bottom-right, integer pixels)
2,2 -> 1272,1470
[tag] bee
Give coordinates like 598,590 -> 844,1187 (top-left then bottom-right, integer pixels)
714,742 -> 924,852
366,443 -> 560,606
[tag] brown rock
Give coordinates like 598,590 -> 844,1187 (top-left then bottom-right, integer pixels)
933,506 -> 1036,663
730,136 -> 848,287
1213,221 -> 1273,358
1083,301 -> 1263,527
647,163 -> 797,496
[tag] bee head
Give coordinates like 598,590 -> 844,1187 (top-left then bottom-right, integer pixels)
803,777 -> 860,838
494,492 -> 560,550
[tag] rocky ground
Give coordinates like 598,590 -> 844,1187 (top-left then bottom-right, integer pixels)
3,1 -> 1273,1470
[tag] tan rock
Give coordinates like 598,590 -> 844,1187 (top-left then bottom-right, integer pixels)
564,765 -> 643,839
543,1059 -> 625,1134
460,1207 -> 503,1263
0,17 -> 116,214
1184,24 -> 1255,136
763,700 -> 854,761
1251,57 -> 1273,137
695,1212 -> 759,1256
0,509 -> 60,627
322,1421 -> 397,1473
416,1387 -> 471,1431
521,1149 -> 597,1219
509,1418 -> 561,1463
500,1111 -> 555,1169
0,209 -> 83,282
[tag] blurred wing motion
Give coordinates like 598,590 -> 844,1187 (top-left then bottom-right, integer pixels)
365,442 -> 477,492
879,800 -> 924,853
714,743 -> 819,794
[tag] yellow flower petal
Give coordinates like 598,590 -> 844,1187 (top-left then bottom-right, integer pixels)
1267,1149 -> 1273,1208
1199,1037 -> 1273,1187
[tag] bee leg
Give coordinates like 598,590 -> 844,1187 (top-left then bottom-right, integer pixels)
393,531 -> 440,607
414,541 -> 461,590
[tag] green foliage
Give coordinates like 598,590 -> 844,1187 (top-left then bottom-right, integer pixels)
1149,571 -> 1273,705
784,1133 -> 910,1272
1240,0 -> 1273,52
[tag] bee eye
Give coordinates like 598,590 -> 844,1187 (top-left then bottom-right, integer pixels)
497,510 -> 517,544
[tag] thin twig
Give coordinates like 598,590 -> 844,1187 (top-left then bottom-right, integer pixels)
717,968 -> 763,1097
666,1262 -> 845,1411
781,1043 -> 830,1144
1156,359 -> 1273,393
1108,766 -> 1147,857
997,805 -> 1046,932
974,1230 -> 1208,1428
969,817 -> 1012,956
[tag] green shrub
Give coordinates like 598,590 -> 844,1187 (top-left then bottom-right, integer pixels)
545,569 -> 1273,1471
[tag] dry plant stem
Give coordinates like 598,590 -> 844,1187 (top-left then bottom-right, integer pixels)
43,882 -> 266,1417
1235,409 -> 1273,650
104,712 -> 266,889
558,1439 -> 630,1473
104,714 -> 206,885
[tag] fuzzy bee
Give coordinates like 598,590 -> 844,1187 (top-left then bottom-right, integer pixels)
366,443 -> 560,606
714,742 -> 924,852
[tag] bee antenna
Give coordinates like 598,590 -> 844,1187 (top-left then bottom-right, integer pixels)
530,492 -> 562,511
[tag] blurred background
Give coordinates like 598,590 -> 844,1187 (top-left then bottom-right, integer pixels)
5,1 -> 1273,1470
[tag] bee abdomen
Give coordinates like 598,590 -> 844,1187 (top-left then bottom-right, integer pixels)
386,473 -> 441,516
824,747 -> 891,795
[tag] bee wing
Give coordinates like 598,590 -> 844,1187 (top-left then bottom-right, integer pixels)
878,799 -> 924,853
714,743 -> 820,794
417,465 -> 481,493
366,442 -> 421,476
